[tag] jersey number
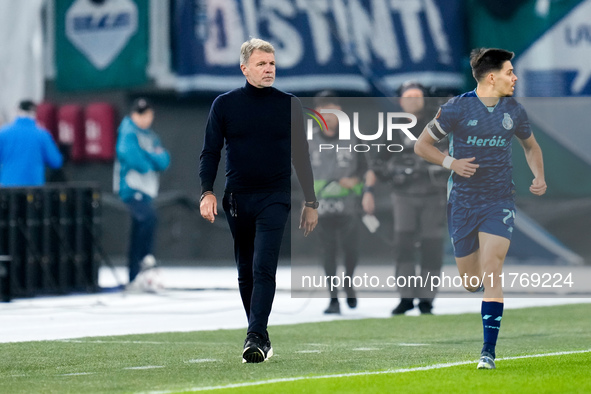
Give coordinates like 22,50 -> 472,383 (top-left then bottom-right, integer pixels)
502,209 -> 515,225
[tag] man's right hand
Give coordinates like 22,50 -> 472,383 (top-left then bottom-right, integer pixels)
450,157 -> 479,178
200,194 -> 217,223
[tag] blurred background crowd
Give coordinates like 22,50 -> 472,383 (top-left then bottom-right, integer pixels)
1,0 -> 590,274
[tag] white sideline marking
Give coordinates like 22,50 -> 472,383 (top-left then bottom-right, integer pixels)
295,350 -> 322,354
125,366 -> 165,370
60,372 -> 95,376
352,347 -> 379,351
59,339 -> 197,345
399,343 -> 429,347
187,359 -> 218,363
143,349 -> 591,393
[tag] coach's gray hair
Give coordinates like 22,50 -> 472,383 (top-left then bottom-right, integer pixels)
240,38 -> 275,66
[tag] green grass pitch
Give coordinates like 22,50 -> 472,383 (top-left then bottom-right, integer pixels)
1,303 -> 589,393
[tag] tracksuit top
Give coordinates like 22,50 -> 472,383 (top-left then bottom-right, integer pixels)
114,116 -> 170,202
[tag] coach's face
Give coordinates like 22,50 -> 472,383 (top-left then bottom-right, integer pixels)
494,60 -> 517,97
241,50 -> 276,88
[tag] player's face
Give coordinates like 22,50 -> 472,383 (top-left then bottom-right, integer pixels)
241,50 -> 276,88
315,104 -> 341,137
494,61 -> 518,97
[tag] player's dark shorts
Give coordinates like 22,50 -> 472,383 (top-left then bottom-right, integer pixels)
447,200 -> 515,258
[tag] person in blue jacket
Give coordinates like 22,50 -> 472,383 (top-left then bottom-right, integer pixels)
0,100 -> 63,186
114,98 -> 170,288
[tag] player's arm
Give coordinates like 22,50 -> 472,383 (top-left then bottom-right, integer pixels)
517,134 -> 546,196
414,126 -> 479,178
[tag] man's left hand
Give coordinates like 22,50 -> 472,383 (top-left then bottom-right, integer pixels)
299,206 -> 318,237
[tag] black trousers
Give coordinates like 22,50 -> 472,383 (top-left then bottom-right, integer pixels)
317,214 -> 359,298
223,191 -> 291,337
391,192 -> 445,300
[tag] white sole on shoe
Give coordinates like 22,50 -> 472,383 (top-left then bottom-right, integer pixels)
242,346 -> 265,363
477,356 -> 496,369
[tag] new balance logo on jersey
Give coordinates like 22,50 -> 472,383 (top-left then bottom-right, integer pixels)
467,120 -> 478,126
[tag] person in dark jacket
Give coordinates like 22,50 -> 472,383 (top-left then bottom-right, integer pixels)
362,82 -> 448,315
199,38 -> 318,363
308,91 -> 366,314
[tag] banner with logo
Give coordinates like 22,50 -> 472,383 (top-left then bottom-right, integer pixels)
467,0 -> 591,197
55,0 -> 148,91
467,0 -> 591,97
170,0 -> 466,94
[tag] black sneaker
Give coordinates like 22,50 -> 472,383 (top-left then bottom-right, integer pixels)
242,332 -> 273,363
324,298 -> 341,314
346,297 -> 357,309
418,300 -> 433,315
262,335 -> 273,360
345,288 -> 357,309
392,298 -> 414,315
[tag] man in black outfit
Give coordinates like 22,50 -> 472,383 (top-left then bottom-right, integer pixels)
308,92 -> 365,314
363,82 -> 447,315
199,38 -> 318,363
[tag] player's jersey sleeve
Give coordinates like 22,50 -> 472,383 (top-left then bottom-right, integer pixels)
426,97 -> 460,142
514,102 -> 532,140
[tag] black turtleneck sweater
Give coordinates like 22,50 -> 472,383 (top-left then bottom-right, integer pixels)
199,81 -> 316,202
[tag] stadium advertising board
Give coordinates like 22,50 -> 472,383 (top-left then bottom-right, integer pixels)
171,0 -> 465,93
55,0 -> 149,90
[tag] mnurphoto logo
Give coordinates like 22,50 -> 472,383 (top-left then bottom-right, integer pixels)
305,107 -> 417,153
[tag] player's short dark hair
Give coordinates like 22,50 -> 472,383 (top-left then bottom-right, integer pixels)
470,48 -> 514,82
313,90 -> 340,108
131,97 -> 153,114
18,100 -> 37,113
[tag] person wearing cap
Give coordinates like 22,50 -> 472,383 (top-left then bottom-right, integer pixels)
0,100 -> 63,186
362,82 -> 448,315
114,98 -> 170,290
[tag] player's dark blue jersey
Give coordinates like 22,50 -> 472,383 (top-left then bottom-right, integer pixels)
426,90 -> 532,208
